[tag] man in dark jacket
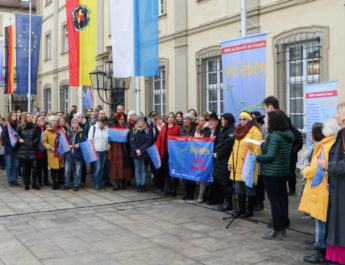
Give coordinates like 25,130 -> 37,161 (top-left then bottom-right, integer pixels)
62,118 -> 86,191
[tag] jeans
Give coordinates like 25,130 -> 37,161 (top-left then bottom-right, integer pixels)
5,153 -> 19,183
93,151 -> 106,186
315,219 -> 327,249
64,152 -> 82,187
263,175 -> 289,231
37,158 -> 49,185
134,159 -> 147,186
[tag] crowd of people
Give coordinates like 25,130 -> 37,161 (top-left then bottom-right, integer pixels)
0,96 -> 344,264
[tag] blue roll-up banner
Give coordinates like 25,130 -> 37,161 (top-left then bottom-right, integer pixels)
168,136 -> 214,183
305,81 -> 338,147
221,33 -> 267,122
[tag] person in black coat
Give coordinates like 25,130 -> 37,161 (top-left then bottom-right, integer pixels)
129,116 -> 153,192
317,103 -> 345,263
213,113 -> 235,211
17,113 -> 40,190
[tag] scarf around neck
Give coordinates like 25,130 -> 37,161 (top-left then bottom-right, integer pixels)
234,122 -> 254,141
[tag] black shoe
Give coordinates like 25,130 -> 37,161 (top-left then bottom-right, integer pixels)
32,185 -> 41,190
233,209 -> 245,218
254,201 -> 264,211
262,230 -> 284,241
137,185 -> 142,192
25,185 -> 30,191
62,186 -> 70,191
44,182 -> 52,186
303,249 -> 327,264
94,185 -> 102,191
164,188 -> 172,196
73,186 -> 79,192
112,185 -> 119,191
13,181 -> 20,186
141,185 -> 147,193
104,182 -> 113,187
9,182 -> 15,187
241,210 -> 253,218
218,199 -> 233,212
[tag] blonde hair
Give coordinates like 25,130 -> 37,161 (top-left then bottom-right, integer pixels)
338,102 -> 345,127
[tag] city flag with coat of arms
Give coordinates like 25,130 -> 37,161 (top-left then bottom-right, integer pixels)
15,13 -> 42,95
66,0 -> 97,86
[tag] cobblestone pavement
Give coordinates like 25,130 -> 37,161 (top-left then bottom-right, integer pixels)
0,170 -> 315,265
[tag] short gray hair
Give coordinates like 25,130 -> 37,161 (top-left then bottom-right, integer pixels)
75,112 -> 83,118
48,116 -> 57,123
322,117 -> 341,137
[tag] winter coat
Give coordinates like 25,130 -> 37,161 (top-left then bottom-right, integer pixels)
213,124 -> 235,182
179,125 -> 196,137
129,126 -> 153,160
36,126 -> 47,159
326,129 -> 345,248
65,127 -> 86,161
256,130 -> 294,177
88,123 -> 108,152
155,123 -> 181,159
42,128 -> 63,169
0,127 -> 4,155
1,124 -> 19,155
228,125 -> 262,185
298,136 -> 335,222
16,123 -> 39,160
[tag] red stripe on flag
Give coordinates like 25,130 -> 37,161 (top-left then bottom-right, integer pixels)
90,139 -> 98,160
66,0 -> 80,86
168,136 -> 215,142
222,40 -> 266,54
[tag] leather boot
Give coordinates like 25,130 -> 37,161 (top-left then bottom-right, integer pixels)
233,194 -> 246,217
303,248 -> 327,264
242,196 -> 255,218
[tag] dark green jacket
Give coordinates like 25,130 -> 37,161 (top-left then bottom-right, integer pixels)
256,130 -> 294,177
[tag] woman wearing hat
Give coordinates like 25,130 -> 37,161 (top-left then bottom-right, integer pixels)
228,111 -> 262,217
129,116 -> 153,192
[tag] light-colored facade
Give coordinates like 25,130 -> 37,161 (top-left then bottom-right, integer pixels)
0,2 -> 36,118
36,0 -> 345,131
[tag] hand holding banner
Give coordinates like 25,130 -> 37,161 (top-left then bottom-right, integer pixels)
241,146 -> 256,188
38,130 -> 46,152
80,140 -> 98,164
311,147 -> 327,187
147,145 -> 161,169
7,124 -> 18,147
168,136 -> 214,183
108,127 -> 128,143
58,131 -> 71,155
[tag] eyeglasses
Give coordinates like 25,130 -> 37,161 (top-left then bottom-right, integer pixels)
239,118 -> 247,121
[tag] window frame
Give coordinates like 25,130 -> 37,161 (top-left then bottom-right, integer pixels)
152,66 -> 166,117
63,25 -> 68,53
158,0 -> 166,16
46,33 -> 51,60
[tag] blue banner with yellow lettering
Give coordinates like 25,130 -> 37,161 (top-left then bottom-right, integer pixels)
168,136 -> 214,183
221,33 -> 266,122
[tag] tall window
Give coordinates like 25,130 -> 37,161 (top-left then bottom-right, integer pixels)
60,84 -> 69,113
44,88 -> 51,111
46,33 -> 51,60
285,41 -> 320,131
158,0 -> 165,16
152,66 -> 166,117
205,57 -> 223,117
63,25 -> 68,53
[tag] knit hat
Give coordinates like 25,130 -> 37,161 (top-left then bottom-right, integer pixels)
136,115 -> 145,123
222,113 -> 235,125
183,113 -> 195,122
128,110 -> 136,119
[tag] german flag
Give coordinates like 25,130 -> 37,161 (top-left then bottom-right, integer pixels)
4,25 -> 15,94
66,0 -> 97,86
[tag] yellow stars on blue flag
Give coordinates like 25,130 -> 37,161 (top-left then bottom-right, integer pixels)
17,30 -> 39,53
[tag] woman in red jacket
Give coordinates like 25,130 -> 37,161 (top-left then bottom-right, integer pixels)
156,112 -> 181,196
36,117 -> 50,187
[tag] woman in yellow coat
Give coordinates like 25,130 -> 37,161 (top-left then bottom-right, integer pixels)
42,116 -> 65,190
228,111 -> 262,217
299,117 -> 340,263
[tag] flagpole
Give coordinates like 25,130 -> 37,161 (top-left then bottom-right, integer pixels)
135,76 -> 140,115
27,0 -> 32,112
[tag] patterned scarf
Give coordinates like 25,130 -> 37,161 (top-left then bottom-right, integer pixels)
50,125 -> 64,165
234,122 -> 254,141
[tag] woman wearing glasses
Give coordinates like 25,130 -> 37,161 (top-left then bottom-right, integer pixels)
228,111 -> 262,218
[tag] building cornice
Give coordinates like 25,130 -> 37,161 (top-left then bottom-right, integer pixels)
38,66 -> 69,78
159,0 -> 316,44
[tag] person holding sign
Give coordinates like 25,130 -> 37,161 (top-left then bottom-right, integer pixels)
42,116 -> 65,190
228,111 -> 262,218
256,111 -> 294,240
109,112 -> 132,191
299,117 -> 340,263
317,103 -> 345,265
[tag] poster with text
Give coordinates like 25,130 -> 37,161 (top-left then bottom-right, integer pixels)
221,33 -> 266,122
305,81 -> 338,147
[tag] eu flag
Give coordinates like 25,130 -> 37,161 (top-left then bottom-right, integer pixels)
15,13 -> 42,95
